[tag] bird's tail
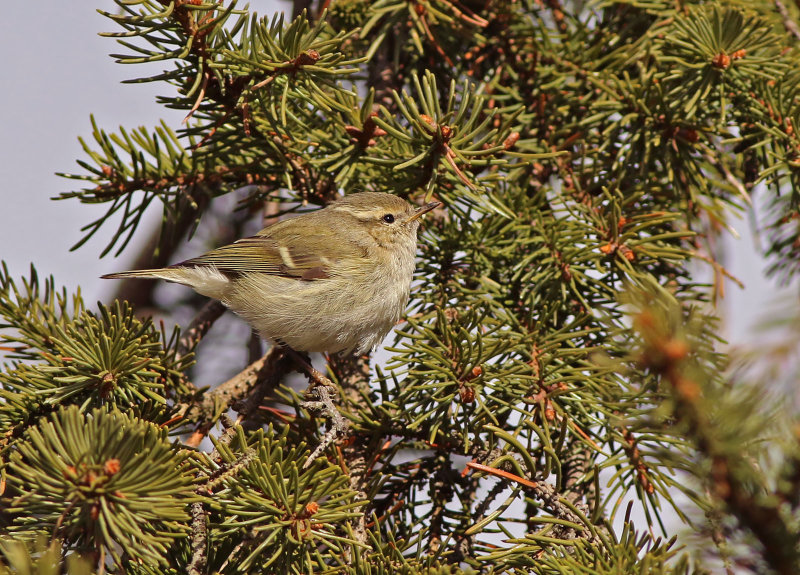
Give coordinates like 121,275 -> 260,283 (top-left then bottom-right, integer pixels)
102,268 -> 178,281
102,266 -> 231,300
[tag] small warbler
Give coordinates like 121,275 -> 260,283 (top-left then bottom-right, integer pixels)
103,192 -> 440,354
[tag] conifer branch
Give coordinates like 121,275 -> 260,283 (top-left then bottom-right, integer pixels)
636,304 -> 800,574
8,0 -> 800,571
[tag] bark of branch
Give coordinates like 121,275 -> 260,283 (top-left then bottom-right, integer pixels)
183,347 -> 292,446
177,300 -> 228,360
328,354 -> 373,547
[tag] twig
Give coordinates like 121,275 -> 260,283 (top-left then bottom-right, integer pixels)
209,414 -> 238,460
467,475 -> 509,536
463,455 -> 597,545
177,300 -> 228,360
285,350 -> 351,469
557,436 -> 609,542
183,347 -> 289,447
218,538 -> 248,573
211,348 -> 283,410
188,415 -> 236,575
234,352 -> 294,429
323,355 -> 373,550
707,504 -> 736,575
776,0 -> 800,41
205,447 -> 257,494
302,384 -> 350,468
429,453 -> 457,553
187,502 -> 207,575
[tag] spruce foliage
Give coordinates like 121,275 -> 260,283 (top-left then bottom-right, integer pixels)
3,0 -> 800,573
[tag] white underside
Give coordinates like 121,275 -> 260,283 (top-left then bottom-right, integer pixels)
165,258 -> 413,354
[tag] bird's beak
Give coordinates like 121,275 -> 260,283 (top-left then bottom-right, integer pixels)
406,201 -> 441,223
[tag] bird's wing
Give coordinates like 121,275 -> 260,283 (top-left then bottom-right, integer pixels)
177,230 -> 364,281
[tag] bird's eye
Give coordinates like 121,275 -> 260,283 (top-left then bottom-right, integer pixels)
382,214 -> 395,224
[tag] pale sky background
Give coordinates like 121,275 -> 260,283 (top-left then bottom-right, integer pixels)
0,0 -> 284,300
0,0 -> 794,562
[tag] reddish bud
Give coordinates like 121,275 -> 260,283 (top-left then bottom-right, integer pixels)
543,399 -> 555,421
619,245 -> 635,261
711,52 -> 731,69
662,339 -> 689,362
419,114 -> 436,129
503,132 -> 520,149
295,50 -> 320,67
459,385 -> 475,404
104,459 -> 121,476
674,376 -> 701,400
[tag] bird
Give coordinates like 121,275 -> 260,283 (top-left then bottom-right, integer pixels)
103,192 -> 440,355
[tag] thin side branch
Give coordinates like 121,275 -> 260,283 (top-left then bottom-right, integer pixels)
183,347 -> 290,446
777,0 -> 800,41
177,300 -> 228,359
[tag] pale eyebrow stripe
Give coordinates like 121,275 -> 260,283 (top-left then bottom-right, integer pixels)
333,205 -> 372,219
